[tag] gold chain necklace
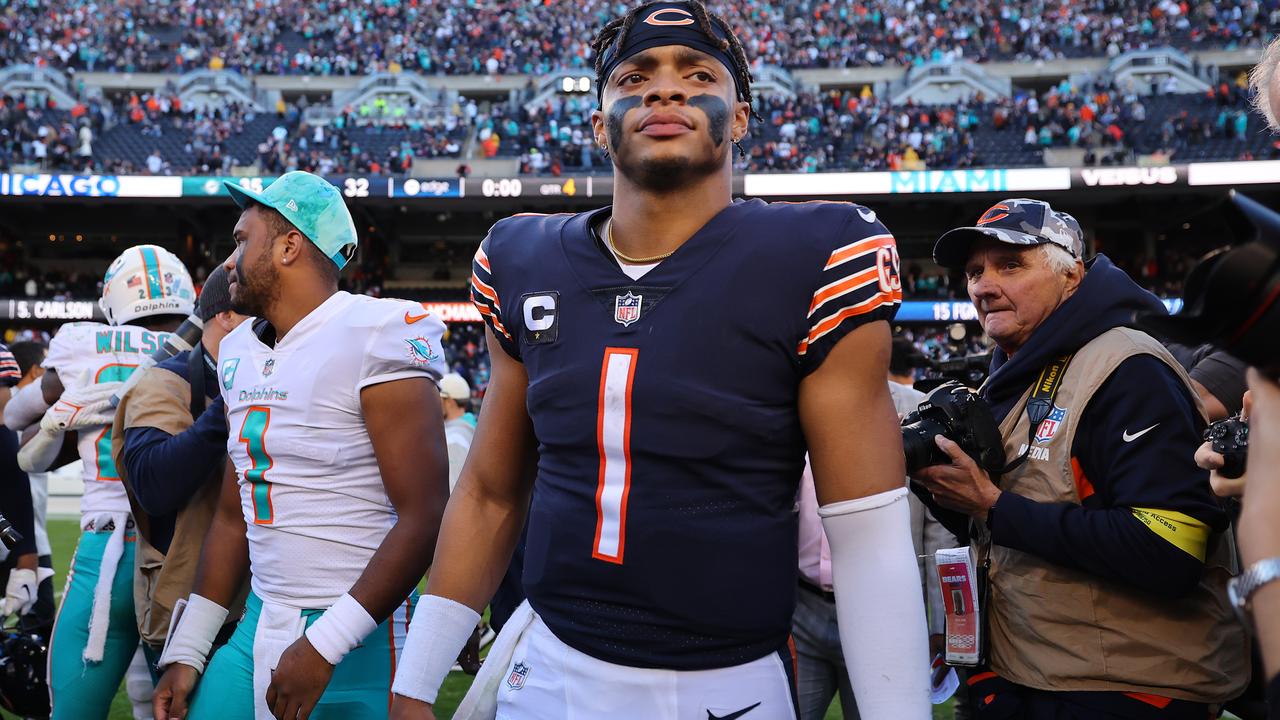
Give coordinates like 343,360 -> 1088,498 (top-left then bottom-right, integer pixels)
606,219 -> 675,264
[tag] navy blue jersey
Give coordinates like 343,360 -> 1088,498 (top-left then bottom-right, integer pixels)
471,199 -> 901,669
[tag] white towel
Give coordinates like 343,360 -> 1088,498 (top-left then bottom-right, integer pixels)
83,511 -> 129,663
452,600 -> 536,720
252,599 -> 308,720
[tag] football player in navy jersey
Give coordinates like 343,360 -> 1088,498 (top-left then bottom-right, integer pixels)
392,2 -> 929,718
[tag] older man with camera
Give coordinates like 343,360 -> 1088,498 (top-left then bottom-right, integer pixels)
913,198 -> 1247,719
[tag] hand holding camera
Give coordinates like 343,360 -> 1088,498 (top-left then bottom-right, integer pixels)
903,382 -> 1008,520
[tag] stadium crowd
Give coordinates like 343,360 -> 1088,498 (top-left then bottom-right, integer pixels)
4,0 -> 1276,76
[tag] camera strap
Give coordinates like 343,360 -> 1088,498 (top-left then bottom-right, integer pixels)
188,347 -> 209,419
1000,353 -> 1074,475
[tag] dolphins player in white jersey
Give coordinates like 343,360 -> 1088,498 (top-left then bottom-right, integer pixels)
152,171 -> 451,720
5,245 -> 194,719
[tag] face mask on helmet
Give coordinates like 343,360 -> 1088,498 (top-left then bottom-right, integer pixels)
99,245 -> 196,326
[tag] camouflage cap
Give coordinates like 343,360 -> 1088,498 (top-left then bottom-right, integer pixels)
933,198 -> 1085,269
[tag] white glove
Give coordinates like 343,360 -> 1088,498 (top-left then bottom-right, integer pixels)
40,382 -> 123,432
2,567 -> 54,617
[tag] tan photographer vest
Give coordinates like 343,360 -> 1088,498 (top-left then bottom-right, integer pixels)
111,366 -> 242,648
982,327 -> 1248,701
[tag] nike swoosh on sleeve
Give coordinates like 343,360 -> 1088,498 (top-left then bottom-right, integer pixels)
1121,423 -> 1159,442
857,208 -> 877,223
404,311 -> 429,324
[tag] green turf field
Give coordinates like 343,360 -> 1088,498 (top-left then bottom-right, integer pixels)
12,517 -> 943,720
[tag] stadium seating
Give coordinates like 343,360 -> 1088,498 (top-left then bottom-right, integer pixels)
6,1 -> 1274,76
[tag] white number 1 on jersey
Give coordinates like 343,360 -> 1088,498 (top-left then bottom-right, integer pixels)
593,348 -> 637,564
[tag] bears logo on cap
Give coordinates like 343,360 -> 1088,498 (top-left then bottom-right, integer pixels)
645,7 -> 695,25
977,204 -> 1010,226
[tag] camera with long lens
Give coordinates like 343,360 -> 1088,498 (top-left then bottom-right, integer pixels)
1140,191 -> 1280,378
1205,415 -> 1249,479
901,381 -> 1006,475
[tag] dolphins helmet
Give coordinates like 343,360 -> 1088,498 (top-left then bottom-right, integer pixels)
99,245 -> 195,326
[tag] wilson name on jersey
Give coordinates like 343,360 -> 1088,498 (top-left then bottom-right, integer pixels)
472,199 -> 901,669
218,291 -> 448,609
44,322 -> 174,515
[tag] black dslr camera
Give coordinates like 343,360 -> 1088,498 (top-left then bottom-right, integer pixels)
1140,190 -> 1280,379
901,381 -> 1007,475
1205,415 -> 1249,479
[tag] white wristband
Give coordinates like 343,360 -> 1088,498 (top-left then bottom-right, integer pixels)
304,593 -> 377,666
391,594 -> 481,704
158,594 -> 229,674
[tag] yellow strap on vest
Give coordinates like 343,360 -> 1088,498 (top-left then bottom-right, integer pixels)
1130,507 -> 1210,561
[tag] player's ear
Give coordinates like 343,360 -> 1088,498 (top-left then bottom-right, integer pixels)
731,99 -> 750,145
590,108 -> 607,150
278,231 -> 305,267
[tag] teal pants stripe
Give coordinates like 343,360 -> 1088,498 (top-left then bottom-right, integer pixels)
189,591 -> 415,720
49,529 -> 140,720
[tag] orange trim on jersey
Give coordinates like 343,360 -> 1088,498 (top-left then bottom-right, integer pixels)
1071,456 -> 1096,501
824,234 -> 895,270
472,300 -> 511,339
470,272 -> 500,307
475,247 -> 492,273
1124,692 -> 1172,709
239,405 -> 276,525
95,362 -> 139,383
593,348 -> 638,565
808,268 -> 878,317
797,293 -> 899,356
92,363 -> 137,481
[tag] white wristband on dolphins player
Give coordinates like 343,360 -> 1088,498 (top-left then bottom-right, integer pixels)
157,594 -> 229,674
304,593 -> 378,666
391,594 -> 481,704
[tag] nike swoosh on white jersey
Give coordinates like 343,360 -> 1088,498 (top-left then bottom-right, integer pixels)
1122,424 -> 1159,442
857,207 -> 877,223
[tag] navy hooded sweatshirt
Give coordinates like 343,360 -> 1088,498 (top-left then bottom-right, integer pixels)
931,255 -> 1224,597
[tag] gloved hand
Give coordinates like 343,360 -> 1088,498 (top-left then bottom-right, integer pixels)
2,566 -> 55,617
39,381 -> 123,433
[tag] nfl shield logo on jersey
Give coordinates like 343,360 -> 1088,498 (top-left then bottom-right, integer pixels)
262,358 -> 275,377
1035,405 -> 1067,443
506,662 -> 529,690
614,292 -> 643,327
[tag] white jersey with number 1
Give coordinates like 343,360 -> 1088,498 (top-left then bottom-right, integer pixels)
43,322 -> 173,517
217,291 -> 448,610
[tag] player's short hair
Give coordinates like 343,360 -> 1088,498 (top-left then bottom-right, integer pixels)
247,200 -> 340,284
591,0 -> 754,112
246,200 -> 298,242
1251,36 -> 1280,131
7,341 -> 44,378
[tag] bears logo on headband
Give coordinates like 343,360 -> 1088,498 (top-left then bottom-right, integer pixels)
595,1 -> 748,105
645,8 -> 695,26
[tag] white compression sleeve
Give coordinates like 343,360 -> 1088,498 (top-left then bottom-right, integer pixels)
5,378 -> 48,432
820,487 -> 931,719
17,428 -> 62,473
392,594 -> 480,704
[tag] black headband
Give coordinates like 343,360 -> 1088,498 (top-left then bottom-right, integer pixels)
597,2 -> 743,104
